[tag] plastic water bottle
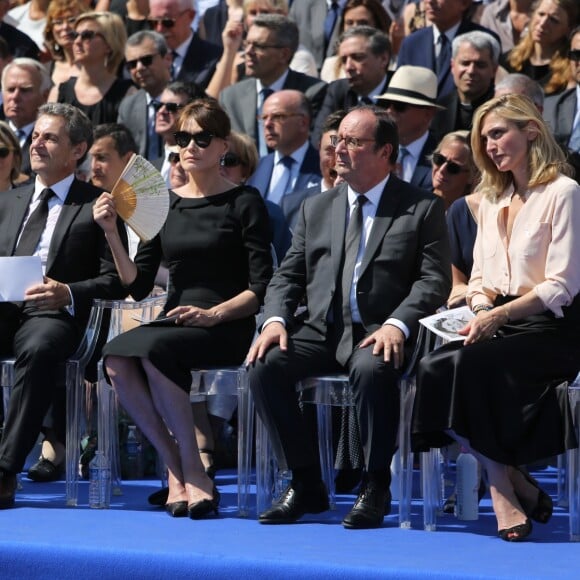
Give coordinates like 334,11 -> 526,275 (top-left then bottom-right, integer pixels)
125,425 -> 143,479
88,450 -> 111,509
455,448 -> 479,520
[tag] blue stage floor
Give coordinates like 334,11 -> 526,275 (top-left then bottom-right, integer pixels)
1,468 -> 578,579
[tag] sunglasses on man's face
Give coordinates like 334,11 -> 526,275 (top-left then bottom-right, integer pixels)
382,100 -> 409,113
125,54 -> 158,71
173,130 -> 214,149
153,102 -> 184,114
220,152 -> 242,168
147,18 -> 176,29
432,152 -> 468,175
569,49 -> 580,62
0,147 -> 13,158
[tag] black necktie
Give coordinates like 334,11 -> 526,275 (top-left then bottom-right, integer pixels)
436,33 -> 450,80
13,188 -> 54,256
170,50 -> 179,80
324,1 -> 339,53
336,195 -> 368,365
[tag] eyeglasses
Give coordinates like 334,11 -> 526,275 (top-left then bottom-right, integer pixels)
71,30 -> 104,42
0,147 -> 13,158
258,112 -> 303,123
432,152 -> 468,175
53,16 -> 77,26
220,152 -> 242,168
245,41 -> 284,52
153,101 -> 184,114
174,130 -> 214,149
126,53 -> 158,70
329,135 -> 376,149
569,49 -> 580,62
382,100 -> 410,113
147,17 -> 177,29
168,152 -> 180,164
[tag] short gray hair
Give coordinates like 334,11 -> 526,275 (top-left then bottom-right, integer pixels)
126,30 -> 168,57
1,58 -> 52,93
495,73 -> 545,109
452,30 -> 500,66
252,14 -> 299,56
339,26 -> 391,57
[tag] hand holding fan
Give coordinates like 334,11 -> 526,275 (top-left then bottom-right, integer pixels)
111,154 -> 170,241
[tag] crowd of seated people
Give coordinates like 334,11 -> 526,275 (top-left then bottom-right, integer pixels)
0,0 -> 579,542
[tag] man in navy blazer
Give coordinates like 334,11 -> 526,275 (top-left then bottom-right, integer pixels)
0,104 -> 127,507
397,0 -> 501,98
247,90 -> 321,221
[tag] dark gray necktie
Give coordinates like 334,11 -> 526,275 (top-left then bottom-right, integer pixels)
13,188 -> 54,256
336,195 -> 368,365
436,33 -> 450,80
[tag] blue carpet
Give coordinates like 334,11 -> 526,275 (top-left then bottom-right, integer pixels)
1,468 -> 578,579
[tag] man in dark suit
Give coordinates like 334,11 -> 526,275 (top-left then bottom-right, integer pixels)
431,30 -> 499,142
219,14 -> 326,156
1,58 -> 50,177
397,0 -> 500,98
312,26 -> 392,146
247,106 -> 451,529
117,31 -> 173,160
0,103 -> 127,506
148,0 -> 222,90
247,90 -> 321,215
379,66 -> 445,191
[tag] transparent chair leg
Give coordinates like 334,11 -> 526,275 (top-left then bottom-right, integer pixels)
568,386 -> 580,542
237,370 -> 254,517
422,448 -> 442,531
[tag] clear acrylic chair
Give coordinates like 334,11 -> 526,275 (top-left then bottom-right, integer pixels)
567,379 -> 580,542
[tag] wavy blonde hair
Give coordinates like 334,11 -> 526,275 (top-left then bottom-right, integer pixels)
507,0 -> 578,95
471,94 -> 571,200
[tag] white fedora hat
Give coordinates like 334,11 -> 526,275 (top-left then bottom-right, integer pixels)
378,66 -> 445,110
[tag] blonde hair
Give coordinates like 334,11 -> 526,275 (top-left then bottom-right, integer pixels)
227,131 -> 259,179
471,94 -> 571,200
434,130 -> 478,183
0,121 -> 22,183
75,12 -> 127,74
507,0 -> 578,95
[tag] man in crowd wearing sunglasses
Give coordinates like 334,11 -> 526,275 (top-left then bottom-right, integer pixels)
148,0 -> 222,90
117,31 -> 174,161
430,31 -> 500,143
543,25 -> 580,182
378,66 -> 444,192
1,58 -> 51,177
247,90 -> 321,223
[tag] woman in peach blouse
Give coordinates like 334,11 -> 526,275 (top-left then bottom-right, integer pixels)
412,94 -> 580,542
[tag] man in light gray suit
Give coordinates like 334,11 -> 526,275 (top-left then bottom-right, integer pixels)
247,90 -> 321,220
219,14 -> 326,156
247,106 -> 451,529
117,31 -> 173,159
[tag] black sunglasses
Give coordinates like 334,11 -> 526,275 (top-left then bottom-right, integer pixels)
432,152 -> 468,175
220,152 -> 242,168
147,17 -> 176,29
153,101 -> 184,114
0,147 -> 13,158
569,49 -> 580,62
126,53 -> 158,70
70,29 -> 103,42
174,130 -> 214,149
382,100 -> 409,113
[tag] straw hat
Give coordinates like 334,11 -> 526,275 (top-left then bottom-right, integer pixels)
378,66 -> 445,110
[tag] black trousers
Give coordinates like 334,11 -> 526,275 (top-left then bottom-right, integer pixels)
248,327 -> 401,475
0,303 -> 79,473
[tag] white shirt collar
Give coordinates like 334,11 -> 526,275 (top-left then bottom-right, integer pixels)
347,174 -> 389,205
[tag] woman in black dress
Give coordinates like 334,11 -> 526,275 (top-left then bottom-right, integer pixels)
412,94 -> 580,542
93,98 -> 273,519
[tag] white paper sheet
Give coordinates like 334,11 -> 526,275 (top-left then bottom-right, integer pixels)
419,306 -> 475,342
0,256 -> 43,301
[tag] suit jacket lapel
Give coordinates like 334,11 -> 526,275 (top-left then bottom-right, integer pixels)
359,177 -> 401,277
46,179 -> 84,272
331,184 -> 348,282
3,185 -> 34,255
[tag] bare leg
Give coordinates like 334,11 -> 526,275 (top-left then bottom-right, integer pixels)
191,401 -> 215,473
141,359 -> 214,505
105,355 -> 187,504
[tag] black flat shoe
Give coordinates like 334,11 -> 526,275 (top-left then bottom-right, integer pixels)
498,519 -> 532,542
165,501 -> 188,517
188,496 -> 219,519
513,467 -> 553,524
27,458 -> 63,482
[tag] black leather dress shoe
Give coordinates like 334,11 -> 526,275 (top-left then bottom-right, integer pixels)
0,472 -> 17,509
148,487 -> 170,506
27,458 -> 63,482
342,483 -> 389,529
258,481 -> 330,524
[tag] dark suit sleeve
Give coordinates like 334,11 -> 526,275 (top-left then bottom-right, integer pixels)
389,195 -> 451,336
312,82 -> 340,146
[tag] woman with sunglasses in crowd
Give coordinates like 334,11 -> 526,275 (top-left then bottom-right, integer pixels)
0,122 -> 29,192
93,98 -> 273,520
50,11 -> 134,124
412,94 -> 580,542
